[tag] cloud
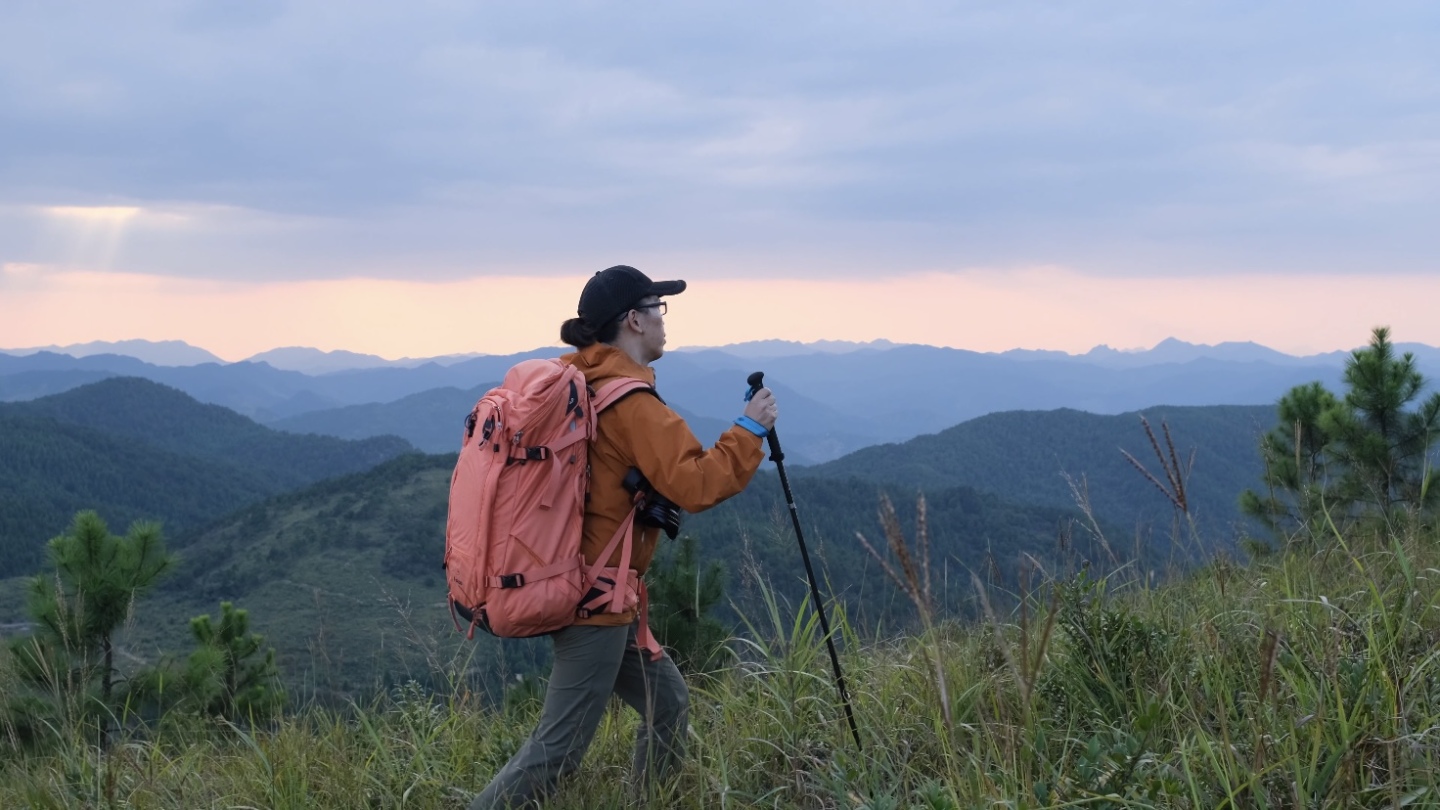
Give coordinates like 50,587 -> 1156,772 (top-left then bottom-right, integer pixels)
0,1 -> 1437,283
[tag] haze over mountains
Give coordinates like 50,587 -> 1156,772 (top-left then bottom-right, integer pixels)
2,335 -> 1405,464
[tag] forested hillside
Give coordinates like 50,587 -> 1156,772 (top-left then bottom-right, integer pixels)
0,413 -> 278,579
803,404 -> 1275,543
78,454 -> 522,702
268,384 -> 493,452
11,377 -> 412,488
0,378 -> 415,580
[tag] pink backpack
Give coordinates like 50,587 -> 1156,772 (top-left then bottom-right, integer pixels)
444,358 -> 653,641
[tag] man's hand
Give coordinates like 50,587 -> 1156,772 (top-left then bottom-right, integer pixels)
744,387 -> 778,430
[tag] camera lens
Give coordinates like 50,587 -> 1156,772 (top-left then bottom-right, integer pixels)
623,467 -> 683,539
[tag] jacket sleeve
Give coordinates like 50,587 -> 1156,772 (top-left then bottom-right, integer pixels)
607,391 -> 766,513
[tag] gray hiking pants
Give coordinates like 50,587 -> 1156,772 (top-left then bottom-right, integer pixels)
469,622 -> 689,809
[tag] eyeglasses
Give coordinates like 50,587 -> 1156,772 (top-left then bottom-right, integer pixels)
633,301 -> 667,317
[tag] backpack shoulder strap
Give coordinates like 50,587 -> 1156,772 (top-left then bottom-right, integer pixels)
592,377 -> 657,413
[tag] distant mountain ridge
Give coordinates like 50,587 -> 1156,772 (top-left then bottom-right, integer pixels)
8,336 -> 1435,463
8,336 -> 1426,372
0,339 -> 225,366
243,347 -> 488,374
2,397 -> 1274,696
268,382 -> 739,456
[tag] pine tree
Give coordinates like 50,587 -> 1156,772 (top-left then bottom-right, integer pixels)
182,602 -> 285,720
1329,327 -> 1440,518
646,536 -> 728,673
1242,327 -> 1440,542
7,510 -> 173,741
1240,382 -> 1345,535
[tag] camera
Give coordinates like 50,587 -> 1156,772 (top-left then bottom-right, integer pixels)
622,468 -> 683,539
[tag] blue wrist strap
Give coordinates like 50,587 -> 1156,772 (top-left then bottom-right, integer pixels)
734,415 -> 769,438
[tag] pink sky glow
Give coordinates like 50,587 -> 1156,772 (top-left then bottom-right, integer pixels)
2,262 -> 1434,361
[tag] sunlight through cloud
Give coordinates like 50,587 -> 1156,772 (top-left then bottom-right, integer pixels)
39,206 -> 143,271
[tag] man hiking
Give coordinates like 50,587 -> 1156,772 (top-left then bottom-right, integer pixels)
470,264 -> 778,808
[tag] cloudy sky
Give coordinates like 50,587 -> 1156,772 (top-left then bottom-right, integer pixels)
2,1 -> 1438,360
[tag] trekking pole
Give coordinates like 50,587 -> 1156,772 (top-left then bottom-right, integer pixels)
747,371 -> 863,751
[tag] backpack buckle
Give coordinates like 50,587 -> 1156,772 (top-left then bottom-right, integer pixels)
499,573 -> 525,589
525,447 -> 550,461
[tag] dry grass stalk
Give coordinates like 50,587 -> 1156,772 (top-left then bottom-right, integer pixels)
1121,416 -> 1195,515
1252,626 -> 1282,775
856,493 -> 951,733
1014,565 -> 1060,706
1060,471 -> 1117,564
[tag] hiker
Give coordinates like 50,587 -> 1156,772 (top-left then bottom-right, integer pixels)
469,264 -> 778,808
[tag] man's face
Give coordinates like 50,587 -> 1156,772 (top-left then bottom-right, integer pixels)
633,296 -> 667,362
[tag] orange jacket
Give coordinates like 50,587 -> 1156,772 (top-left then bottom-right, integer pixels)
562,343 -> 765,626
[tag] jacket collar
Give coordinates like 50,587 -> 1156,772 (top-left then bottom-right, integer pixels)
565,343 -> 657,386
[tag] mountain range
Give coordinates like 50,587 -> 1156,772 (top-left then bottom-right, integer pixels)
8,336 -> 1434,371
1,336 -> 1396,464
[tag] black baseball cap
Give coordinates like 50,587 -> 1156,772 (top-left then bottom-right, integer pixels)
578,265 -> 687,326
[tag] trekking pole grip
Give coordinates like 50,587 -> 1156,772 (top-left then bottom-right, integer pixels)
746,371 -> 783,462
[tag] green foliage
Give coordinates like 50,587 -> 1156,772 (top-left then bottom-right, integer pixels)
1037,572 -> 1176,728
131,602 -> 285,722
646,536 -> 728,673
1331,327 -> 1440,515
12,376 -> 413,488
0,413 -> 274,580
803,404 -> 1274,542
1244,327 -> 1440,541
1240,381 -> 1345,536
5,510 -> 173,743
0,377 -> 413,581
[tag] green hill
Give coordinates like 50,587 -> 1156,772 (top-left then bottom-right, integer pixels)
801,405 -> 1276,544
266,384 -> 493,453
0,413 -> 280,579
0,378 -> 416,580
11,377 -> 413,490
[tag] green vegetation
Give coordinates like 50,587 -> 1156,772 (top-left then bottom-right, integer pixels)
0,377 -> 414,580
11,376 -> 414,489
4,511 -> 174,745
805,404 -> 1273,543
647,536 -> 728,673
0,412 -> 274,579
130,601 -> 287,723
1243,327 -> 1440,542
5,515 -> 1440,807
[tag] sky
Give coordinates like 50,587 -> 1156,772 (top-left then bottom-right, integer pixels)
2,1 -> 1439,361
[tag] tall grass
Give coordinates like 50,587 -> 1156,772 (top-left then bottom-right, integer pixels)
7,515 -> 1440,808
